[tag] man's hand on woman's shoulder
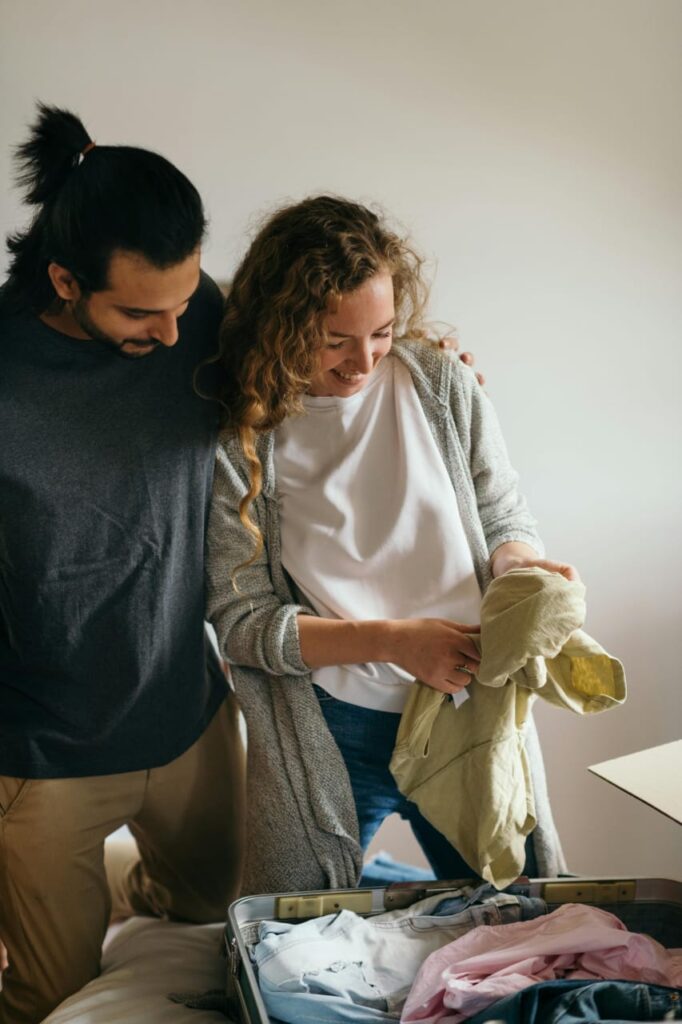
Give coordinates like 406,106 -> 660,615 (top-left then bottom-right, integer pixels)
436,336 -> 486,387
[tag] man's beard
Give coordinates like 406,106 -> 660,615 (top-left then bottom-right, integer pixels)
71,299 -> 160,359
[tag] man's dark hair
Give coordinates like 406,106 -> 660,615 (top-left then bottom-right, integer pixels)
4,103 -> 207,312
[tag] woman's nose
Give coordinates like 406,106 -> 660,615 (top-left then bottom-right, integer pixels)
350,339 -> 374,373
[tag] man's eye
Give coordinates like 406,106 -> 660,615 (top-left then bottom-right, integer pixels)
124,311 -> 147,320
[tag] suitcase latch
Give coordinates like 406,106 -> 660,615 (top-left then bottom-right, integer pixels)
276,891 -> 374,919
543,880 -> 636,904
228,937 -> 241,975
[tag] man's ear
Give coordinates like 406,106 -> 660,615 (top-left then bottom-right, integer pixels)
47,263 -> 82,302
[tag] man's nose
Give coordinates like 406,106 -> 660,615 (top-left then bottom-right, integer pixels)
150,312 -> 179,348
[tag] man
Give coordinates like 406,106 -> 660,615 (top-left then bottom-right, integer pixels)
0,104 -> 245,1024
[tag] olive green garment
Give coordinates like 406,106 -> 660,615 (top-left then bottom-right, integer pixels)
389,568 -> 626,888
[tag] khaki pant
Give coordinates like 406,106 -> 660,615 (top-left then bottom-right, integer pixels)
0,694 -> 245,1024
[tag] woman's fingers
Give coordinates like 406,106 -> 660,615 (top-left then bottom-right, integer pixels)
439,665 -> 476,693
526,558 -> 581,583
395,618 -> 483,693
547,561 -> 581,583
455,634 -> 481,663
435,622 -> 481,685
443,679 -> 469,692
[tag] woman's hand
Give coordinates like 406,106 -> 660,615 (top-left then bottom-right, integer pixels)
490,542 -> 581,582
298,614 -> 480,694
388,618 -> 481,695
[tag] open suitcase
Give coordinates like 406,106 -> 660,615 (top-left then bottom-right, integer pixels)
224,876 -> 682,1024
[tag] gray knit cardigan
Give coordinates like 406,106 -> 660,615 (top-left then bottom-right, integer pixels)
206,341 -> 566,895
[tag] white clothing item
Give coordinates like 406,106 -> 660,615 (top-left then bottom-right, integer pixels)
254,888 -> 532,1022
275,355 -> 481,712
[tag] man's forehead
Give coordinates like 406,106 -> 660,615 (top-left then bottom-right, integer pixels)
102,249 -> 201,309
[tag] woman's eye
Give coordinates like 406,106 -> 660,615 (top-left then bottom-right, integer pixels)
327,341 -> 345,350
374,331 -> 392,339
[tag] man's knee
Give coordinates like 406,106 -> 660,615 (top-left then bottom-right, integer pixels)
0,949 -> 101,1024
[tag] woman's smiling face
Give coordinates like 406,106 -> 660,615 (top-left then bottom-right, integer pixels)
308,272 -> 395,398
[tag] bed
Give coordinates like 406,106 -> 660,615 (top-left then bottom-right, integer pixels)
43,917 -> 227,1024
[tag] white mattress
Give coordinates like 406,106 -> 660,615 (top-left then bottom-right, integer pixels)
43,917 -> 227,1023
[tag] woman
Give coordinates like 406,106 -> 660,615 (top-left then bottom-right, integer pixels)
206,195 -> 575,895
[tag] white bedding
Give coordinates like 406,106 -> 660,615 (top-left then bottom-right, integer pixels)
43,917 -> 227,1023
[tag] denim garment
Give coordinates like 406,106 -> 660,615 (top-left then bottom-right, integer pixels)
430,882 -> 546,921
254,889 -> 546,1024
466,978 -> 682,1023
315,686 -> 538,880
360,852 -> 436,888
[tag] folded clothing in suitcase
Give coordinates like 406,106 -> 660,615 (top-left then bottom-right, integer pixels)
225,877 -> 682,1024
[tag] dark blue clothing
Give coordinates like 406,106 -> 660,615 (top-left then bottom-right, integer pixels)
429,882 -> 546,920
0,274 -> 227,777
466,979 -> 682,1023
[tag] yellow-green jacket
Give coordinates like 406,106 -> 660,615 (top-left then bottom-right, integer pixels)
390,568 -> 626,888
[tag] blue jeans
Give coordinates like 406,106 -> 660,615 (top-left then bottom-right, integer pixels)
465,979 -> 682,1023
314,686 -> 538,880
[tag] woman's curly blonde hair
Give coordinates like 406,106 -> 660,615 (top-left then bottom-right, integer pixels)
216,195 -> 432,568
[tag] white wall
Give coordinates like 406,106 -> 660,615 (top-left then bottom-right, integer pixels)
2,0 -> 680,879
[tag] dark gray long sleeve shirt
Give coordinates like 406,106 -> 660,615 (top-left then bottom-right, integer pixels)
0,274 -> 227,777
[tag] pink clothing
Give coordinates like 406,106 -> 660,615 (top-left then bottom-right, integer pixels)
401,903 -> 682,1023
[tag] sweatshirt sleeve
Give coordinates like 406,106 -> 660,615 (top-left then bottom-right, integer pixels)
449,360 -> 545,558
205,437 -> 312,676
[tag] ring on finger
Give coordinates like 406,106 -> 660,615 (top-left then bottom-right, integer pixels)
455,664 -> 476,677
